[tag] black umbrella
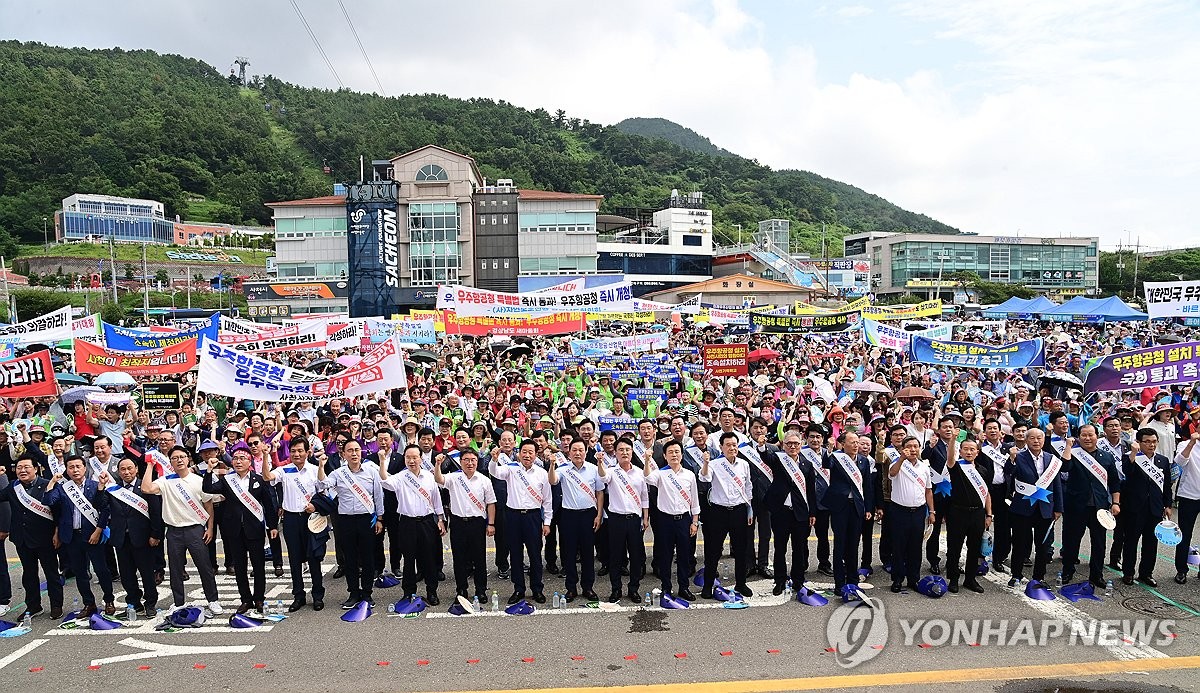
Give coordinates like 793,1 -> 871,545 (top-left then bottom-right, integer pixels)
410,350 -> 438,363
503,344 -> 533,359
1040,370 -> 1084,391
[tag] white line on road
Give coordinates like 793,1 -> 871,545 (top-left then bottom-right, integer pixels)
0,639 -> 49,670
89,637 -> 255,666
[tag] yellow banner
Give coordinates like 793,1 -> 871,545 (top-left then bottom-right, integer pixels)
586,311 -> 656,323
862,300 -> 943,320
793,295 -> 871,315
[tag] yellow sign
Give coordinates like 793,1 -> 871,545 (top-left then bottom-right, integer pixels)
862,300 -> 943,320
587,311 -> 656,323
793,295 -> 871,315
905,279 -> 958,288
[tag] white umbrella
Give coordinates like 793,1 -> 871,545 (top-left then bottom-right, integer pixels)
60,385 -> 102,405
94,372 -> 137,388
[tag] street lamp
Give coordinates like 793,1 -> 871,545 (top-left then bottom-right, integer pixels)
42,216 -> 47,249
931,254 -> 952,301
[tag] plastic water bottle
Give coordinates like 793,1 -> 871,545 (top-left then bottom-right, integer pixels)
387,602 -> 396,614
72,596 -> 80,614
126,604 -> 137,623
276,599 -> 283,615
643,592 -> 651,607
1105,580 -> 1114,598
1055,571 -> 1062,587
20,611 -> 31,629
472,595 -> 481,613
785,579 -> 793,598
552,591 -> 561,609
490,590 -> 499,612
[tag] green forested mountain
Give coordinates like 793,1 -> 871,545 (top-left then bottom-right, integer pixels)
0,41 -> 959,257
614,117 -> 735,158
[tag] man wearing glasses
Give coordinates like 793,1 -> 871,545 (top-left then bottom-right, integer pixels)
766,432 -> 816,594
203,447 -> 278,615
245,433 -> 286,578
325,434 -> 353,579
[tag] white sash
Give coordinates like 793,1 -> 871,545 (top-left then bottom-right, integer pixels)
739,442 -> 774,482
777,451 -> 807,500
897,460 -> 925,489
87,456 -> 107,480
883,447 -> 900,464
802,447 -> 830,485
1133,453 -> 1165,489
457,475 -> 486,512
634,440 -> 649,463
601,452 -> 617,469
559,464 -> 597,504
716,458 -> 751,505
281,464 -> 315,502
224,473 -> 265,524
958,462 -> 989,505
106,484 -> 150,518
402,471 -> 437,513
833,451 -> 864,499
1099,439 -> 1125,480
1072,447 -> 1108,487
1049,436 -> 1067,456
64,480 -> 101,528
1013,453 -> 1061,504
611,466 -> 641,507
341,468 -> 376,515
13,483 -> 54,520
49,456 -> 65,477
421,453 -> 434,472
164,477 -> 210,524
684,442 -> 705,469
982,443 -> 1007,467
664,468 -> 692,506
512,465 -> 544,504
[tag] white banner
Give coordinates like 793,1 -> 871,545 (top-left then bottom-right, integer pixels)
862,318 -> 952,352
72,313 -> 104,345
326,321 -> 360,351
197,336 -> 407,402
0,306 -> 72,345
437,282 -> 635,317
702,307 -> 750,325
569,332 -> 669,357
220,315 -> 274,335
218,320 -> 326,353
1144,281 -> 1200,319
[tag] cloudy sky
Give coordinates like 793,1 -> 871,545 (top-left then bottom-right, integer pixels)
4,0 -> 1197,249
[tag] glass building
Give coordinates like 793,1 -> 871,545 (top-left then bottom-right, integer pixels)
408,202 -> 461,286
58,193 -> 174,244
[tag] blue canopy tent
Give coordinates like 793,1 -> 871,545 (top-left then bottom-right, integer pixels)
983,295 -> 1058,319
1040,295 -> 1147,323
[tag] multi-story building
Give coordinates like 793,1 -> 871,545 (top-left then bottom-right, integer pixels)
516,189 -> 604,290
845,231 -> 1101,299
596,190 -> 713,295
472,180 -> 520,292
56,193 -> 175,244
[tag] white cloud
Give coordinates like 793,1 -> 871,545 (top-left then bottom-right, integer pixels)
836,5 -> 874,18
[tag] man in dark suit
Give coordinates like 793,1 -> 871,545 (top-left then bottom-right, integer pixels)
1119,428 -> 1173,587
102,457 -> 164,618
1059,424 -> 1121,588
0,455 -> 65,618
825,431 -> 874,592
745,417 -> 776,579
800,425 -> 832,575
766,431 -> 815,594
50,455 -> 115,616
203,446 -> 278,614
370,428 -> 405,577
1004,429 -> 1064,588
921,417 -> 957,574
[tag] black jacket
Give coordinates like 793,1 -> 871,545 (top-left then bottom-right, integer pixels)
106,481 -> 165,547
203,471 -> 278,536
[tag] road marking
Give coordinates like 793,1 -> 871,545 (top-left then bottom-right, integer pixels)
0,639 -> 48,671
448,656 -> 1200,693
47,624 -> 273,636
89,637 -> 255,667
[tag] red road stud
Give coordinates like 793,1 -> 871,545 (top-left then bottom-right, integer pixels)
88,665 -> 101,671
918,643 -> 933,649
467,659 -> 480,664
253,663 -> 267,669
376,662 -> 390,666
624,655 -> 637,661
570,656 -> 585,661
766,649 -> 780,654
522,657 -> 535,663
417,660 -> 430,666
968,643 -> 981,647
871,645 -> 885,650
28,667 -> 43,673
138,665 -> 151,671
674,653 -> 687,659
193,664 -> 206,669
824,647 -> 836,653
720,651 -> 733,657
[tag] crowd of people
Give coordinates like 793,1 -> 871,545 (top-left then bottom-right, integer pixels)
0,309 -> 1197,623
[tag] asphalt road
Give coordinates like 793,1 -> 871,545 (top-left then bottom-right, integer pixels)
1,527 -> 1198,693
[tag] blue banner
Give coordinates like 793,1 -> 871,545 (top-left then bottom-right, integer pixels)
598,416 -> 639,434
911,336 -> 1045,370
103,314 -> 218,351
626,388 -> 668,401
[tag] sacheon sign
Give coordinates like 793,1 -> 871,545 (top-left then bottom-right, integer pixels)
346,181 -> 400,318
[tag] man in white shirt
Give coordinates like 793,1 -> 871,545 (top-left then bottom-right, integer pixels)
263,437 -> 326,612
381,444 -> 446,605
644,439 -> 700,601
141,445 -> 222,614
490,439 -> 553,604
433,449 -> 496,602
548,439 -> 604,602
599,438 -> 649,604
887,436 -> 934,593
1172,432 -> 1200,584
699,431 -> 754,599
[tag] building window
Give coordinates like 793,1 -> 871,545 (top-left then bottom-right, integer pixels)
479,217 -> 486,226
682,235 -> 702,246
491,216 -> 497,225
416,164 -> 448,182
503,259 -> 510,269
502,215 -> 508,224
492,260 -> 498,270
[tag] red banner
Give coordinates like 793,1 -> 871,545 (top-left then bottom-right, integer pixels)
442,311 -> 586,337
0,350 -> 57,397
74,338 -> 199,377
702,343 -> 749,377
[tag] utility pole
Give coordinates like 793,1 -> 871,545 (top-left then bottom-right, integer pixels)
108,235 -> 118,303
187,265 -> 193,309
42,216 -> 47,249
0,256 -> 11,322
821,222 -> 830,295
1132,236 -> 1141,300
142,242 -> 150,322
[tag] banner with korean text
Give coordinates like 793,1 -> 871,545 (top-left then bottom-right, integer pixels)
444,312 -> 586,337
0,306 -> 72,345
217,319 -> 326,353
911,336 -> 1045,369
702,343 -> 749,377
0,350 -> 57,397
1083,341 -> 1200,392
104,314 -> 218,350
1143,281 -> 1200,319
751,310 -> 861,334
74,338 -> 199,377
437,282 -> 634,317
